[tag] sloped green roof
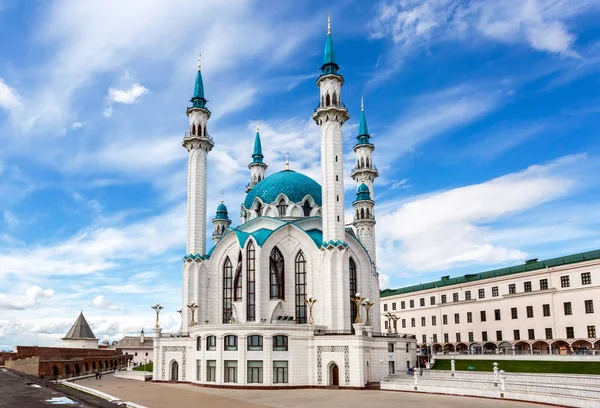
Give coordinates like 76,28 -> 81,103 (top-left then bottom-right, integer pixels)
381,249 -> 600,298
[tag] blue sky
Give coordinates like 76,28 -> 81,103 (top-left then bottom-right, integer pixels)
1,0 -> 600,348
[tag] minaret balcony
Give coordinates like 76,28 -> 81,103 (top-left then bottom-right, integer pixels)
313,101 -> 346,112
183,132 -> 214,144
350,165 -> 379,178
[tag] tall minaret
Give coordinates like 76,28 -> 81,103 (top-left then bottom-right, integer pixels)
351,97 -> 379,197
183,55 -> 214,256
312,16 -> 349,243
246,121 -> 267,192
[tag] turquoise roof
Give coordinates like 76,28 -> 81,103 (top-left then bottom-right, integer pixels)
214,202 -> 229,220
190,69 -> 207,108
357,109 -> 371,145
321,33 -> 339,75
243,170 -> 322,208
252,131 -> 264,164
355,183 -> 371,201
381,248 -> 600,298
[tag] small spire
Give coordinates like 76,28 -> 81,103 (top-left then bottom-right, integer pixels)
197,53 -> 201,71
256,119 -> 259,133
220,192 -> 224,203
327,15 -> 331,35
285,150 -> 290,170
361,95 -> 364,112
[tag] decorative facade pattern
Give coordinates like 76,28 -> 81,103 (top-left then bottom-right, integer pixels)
160,345 -> 187,380
316,345 -> 350,385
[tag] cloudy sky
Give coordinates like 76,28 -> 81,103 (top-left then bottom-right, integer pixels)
1,0 -> 600,349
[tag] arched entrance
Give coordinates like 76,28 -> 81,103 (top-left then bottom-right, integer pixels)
63,365 -> 71,377
329,363 -> 339,386
170,360 -> 179,382
469,343 -> 482,355
551,340 -> 570,355
92,361 -> 96,370
532,341 -> 549,354
74,364 -> 81,376
52,366 -> 59,378
483,343 -> 497,354
514,341 -> 531,354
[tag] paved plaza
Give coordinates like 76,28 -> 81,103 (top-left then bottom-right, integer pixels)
77,374 -> 550,408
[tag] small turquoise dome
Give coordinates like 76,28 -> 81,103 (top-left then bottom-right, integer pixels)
214,202 -> 229,220
356,183 -> 371,201
244,170 -> 322,208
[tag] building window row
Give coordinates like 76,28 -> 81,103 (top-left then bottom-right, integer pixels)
197,359 -> 288,384
425,326 -> 598,344
199,335 -> 288,352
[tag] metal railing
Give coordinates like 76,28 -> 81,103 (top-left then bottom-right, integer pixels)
313,102 -> 347,112
314,329 -> 353,336
351,164 -> 378,173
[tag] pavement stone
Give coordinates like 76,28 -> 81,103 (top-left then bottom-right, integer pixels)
77,374 -> 551,408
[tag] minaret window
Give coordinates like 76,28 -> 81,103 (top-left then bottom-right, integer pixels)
332,92 -> 338,106
192,124 -> 196,136
361,208 -> 365,219
366,208 -> 370,219
295,251 -> 307,323
269,247 -> 285,300
223,257 -> 233,323
255,202 -> 262,216
360,158 -> 364,168
349,258 -> 357,331
234,251 -> 242,301
246,241 -> 256,321
325,94 -> 331,106
277,199 -> 288,217
302,201 -> 312,217
366,158 -> 370,168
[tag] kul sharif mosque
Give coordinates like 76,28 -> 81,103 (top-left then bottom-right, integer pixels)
151,18 -> 417,387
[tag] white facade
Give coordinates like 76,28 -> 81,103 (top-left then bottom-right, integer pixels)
380,252 -> 600,355
153,20 -> 417,387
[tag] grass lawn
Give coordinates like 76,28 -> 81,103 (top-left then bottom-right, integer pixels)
132,362 -> 153,372
432,359 -> 600,374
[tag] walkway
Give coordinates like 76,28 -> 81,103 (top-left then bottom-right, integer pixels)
77,374 -> 550,408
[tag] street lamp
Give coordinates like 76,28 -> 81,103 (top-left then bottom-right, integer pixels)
187,302 -> 199,327
151,303 -> 164,328
363,299 -> 374,327
304,296 -> 318,324
351,293 -> 366,324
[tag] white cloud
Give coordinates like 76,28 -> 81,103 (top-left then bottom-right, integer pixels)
3,210 -> 19,227
0,79 -> 22,113
0,286 -> 54,310
92,295 -> 118,311
107,83 -> 149,104
376,155 -> 586,274
369,0 -> 592,83
71,121 -> 82,129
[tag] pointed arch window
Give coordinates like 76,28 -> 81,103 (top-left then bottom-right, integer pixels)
325,94 -> 331,106
191,124 -> 196,136
360,208 -> 365,219
277,199 -> 288,217
246,241 -> 256,321
302,201 -> 312,217
332,92 -> 338,106
360,157 -> 364,168
223,257 -> 233,323
270,247 -> 285,300
349,258 -> 357,331
255,201 -> 262,216
234,251 -> 242,301
295,252 -> 307,323
366,208 -> 370,219
366,158 -> 370,168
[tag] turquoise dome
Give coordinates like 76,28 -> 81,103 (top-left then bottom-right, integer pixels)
244,170 -> 322,208
214,202 -> 229,220
356,183 -> 371,201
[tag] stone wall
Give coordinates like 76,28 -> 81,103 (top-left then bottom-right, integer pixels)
0,351 -> 16,365
6,356 -> 40,376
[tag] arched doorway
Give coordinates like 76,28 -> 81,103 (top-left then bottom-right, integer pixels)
469,343 -> 482,355
170,360 -> 179,382
64,365 -> 71,377
84,362 -> 89,373
74,364 -> 81,376
52,366 -> 59,378
92,361 -> 96,371
329,363 -> 339,386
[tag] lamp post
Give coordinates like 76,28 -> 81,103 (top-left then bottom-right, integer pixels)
187,302 -> 199,327
351,293 -> 366,324
363,299 -> 374,327
151,303 -> 164,328
176,309 -> 183,335
385,312 -> 394,333
304,297 -> 318,324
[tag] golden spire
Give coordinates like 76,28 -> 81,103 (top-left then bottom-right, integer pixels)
285,150 -> 290,170
361,95 -> 364,112
197,53 -> 201,71
327,15 -> 331,35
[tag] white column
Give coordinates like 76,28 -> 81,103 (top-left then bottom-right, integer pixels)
320,119 -> 345,241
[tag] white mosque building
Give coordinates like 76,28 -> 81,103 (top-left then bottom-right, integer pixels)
152,19 -> 417,387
